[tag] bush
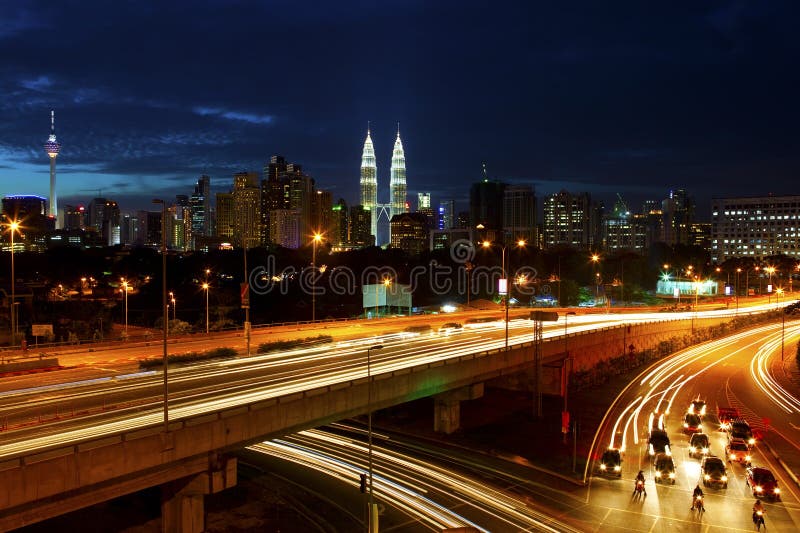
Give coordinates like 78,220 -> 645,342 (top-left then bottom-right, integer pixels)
139,346 -> 238,369
257,334 -> 333,354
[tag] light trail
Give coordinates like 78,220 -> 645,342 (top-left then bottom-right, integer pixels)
749,323 -> 800,413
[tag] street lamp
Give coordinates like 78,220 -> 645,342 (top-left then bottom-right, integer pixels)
482,239 -> 526,349
366,344 -> 383,533
202,282 -> 210,334
382,277 -> 392,316
562,311 -> 576,445
7,220 -> 20,346
152,198 -> 169,433
169,291 -> 176,323
312,232 -> 323,322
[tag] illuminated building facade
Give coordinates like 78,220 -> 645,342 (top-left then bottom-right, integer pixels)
711,195 -> 800,261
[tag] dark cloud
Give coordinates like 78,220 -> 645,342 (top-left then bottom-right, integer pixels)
0,0 -> 798,215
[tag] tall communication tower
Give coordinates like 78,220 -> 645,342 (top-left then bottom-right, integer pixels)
44,110 -> 62,227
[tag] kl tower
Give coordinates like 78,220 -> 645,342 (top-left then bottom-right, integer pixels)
44,110 -> 62,228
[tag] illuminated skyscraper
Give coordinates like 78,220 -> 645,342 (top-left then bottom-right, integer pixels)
359,127 -> 378,240
43,110 -> 61,228
389,126 -> 408,229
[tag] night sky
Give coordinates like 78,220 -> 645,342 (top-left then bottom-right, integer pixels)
1,1 -> 798,217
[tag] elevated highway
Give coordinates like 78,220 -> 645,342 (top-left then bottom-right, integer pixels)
0,304 -> 784,531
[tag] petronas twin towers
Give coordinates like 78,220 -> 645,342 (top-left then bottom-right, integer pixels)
360,125 -> 407,244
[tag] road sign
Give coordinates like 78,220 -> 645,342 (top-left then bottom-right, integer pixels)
31,324 -> 53,337
530,311 -> 559,322
240,282 -> 249,307
498,278 -> 507,295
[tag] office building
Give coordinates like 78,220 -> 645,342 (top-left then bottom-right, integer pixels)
390,212 -> 428,256
232,171 -> 261,248
503,185 -> 536,244
711,195 -> 800,261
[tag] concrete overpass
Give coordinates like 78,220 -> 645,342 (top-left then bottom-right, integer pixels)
0,314 -> 740,531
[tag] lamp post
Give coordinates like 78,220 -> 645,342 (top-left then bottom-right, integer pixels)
766,266 -> 776,303
121,279 -> 129,336
312,232 -> 322,322
169,291 -> 176,323
152,199 -> 169,432
482,239 -> 526,349
755,266 -> 762,297
8,220 -> 19,346
366,344 -> 383,533
735,268 -> 741,314
563,311 -> 576,444
202,282 -> 210,334
591,254 -> 600,302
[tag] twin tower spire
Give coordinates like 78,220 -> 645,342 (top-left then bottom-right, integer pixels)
359,124 -> 407,244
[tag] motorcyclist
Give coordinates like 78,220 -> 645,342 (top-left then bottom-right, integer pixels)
634,470 -> 646,495
753,499 -> 765,527
691,484 -> 704,510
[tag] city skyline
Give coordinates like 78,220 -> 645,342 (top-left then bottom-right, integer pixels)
1,1 -> 799,215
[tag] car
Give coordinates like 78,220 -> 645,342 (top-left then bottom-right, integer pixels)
688,398 -> 707,416
653,453 -> 676,484
438,322 -> 463,335
648,429 -> 671,457
717,406 -> 740,431
700,456 -> 728,488
726,438 -> 752,464
683,413 -> 702,433
598,448 -> 622,477
689,433 -> 711,459
729,418 -> 755,446
746,466 -> 781,500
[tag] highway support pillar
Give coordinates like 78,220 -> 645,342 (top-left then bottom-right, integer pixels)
433,383 -> 484,434
161,455 -> 237,533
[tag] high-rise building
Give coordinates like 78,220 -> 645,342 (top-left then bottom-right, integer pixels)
100,200 -> 121,246
603,196 -> 637,250
232,171 -> 261,248
190,175 -> 211,241
661,189 -> 694,246
390,212 -> 428,256
331,198 -> 349,249
43,111 -> 61,228
360,129 -> 378,241
121,213 -> 138,245
711,195 -> 800,261
215,192 -> 234,240
418,192 -> 431,210
349,205 -> 373,247
86,198 -> 107,233
312,189 -> 333,240
543,191 -> 597,249
389,128 -> 408,240
2,195 -> 49,248
438,200 -> 455,230
63,205 -> 85,231
288,164 -> 314,240
469,173 -> 506,233
503,185 -> 536,244
269,209 -> 301,249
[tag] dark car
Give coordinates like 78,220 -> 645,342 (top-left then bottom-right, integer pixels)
729,419 -> 755,446
689,433 -> 711,459
683,413 -> 702,433
689,399 -> 707,416
598,448 -> 622,476
648,429 -> 671,457
437,322 -> 463,335
654,453 -> 676,484
701,456 -> 728,488
726,438 -> 752,464
746,466 -> 781,500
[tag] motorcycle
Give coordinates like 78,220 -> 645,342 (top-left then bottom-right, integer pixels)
633,480 -> 645,496
753,509 -> 765,531
691,495 -> 705,512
